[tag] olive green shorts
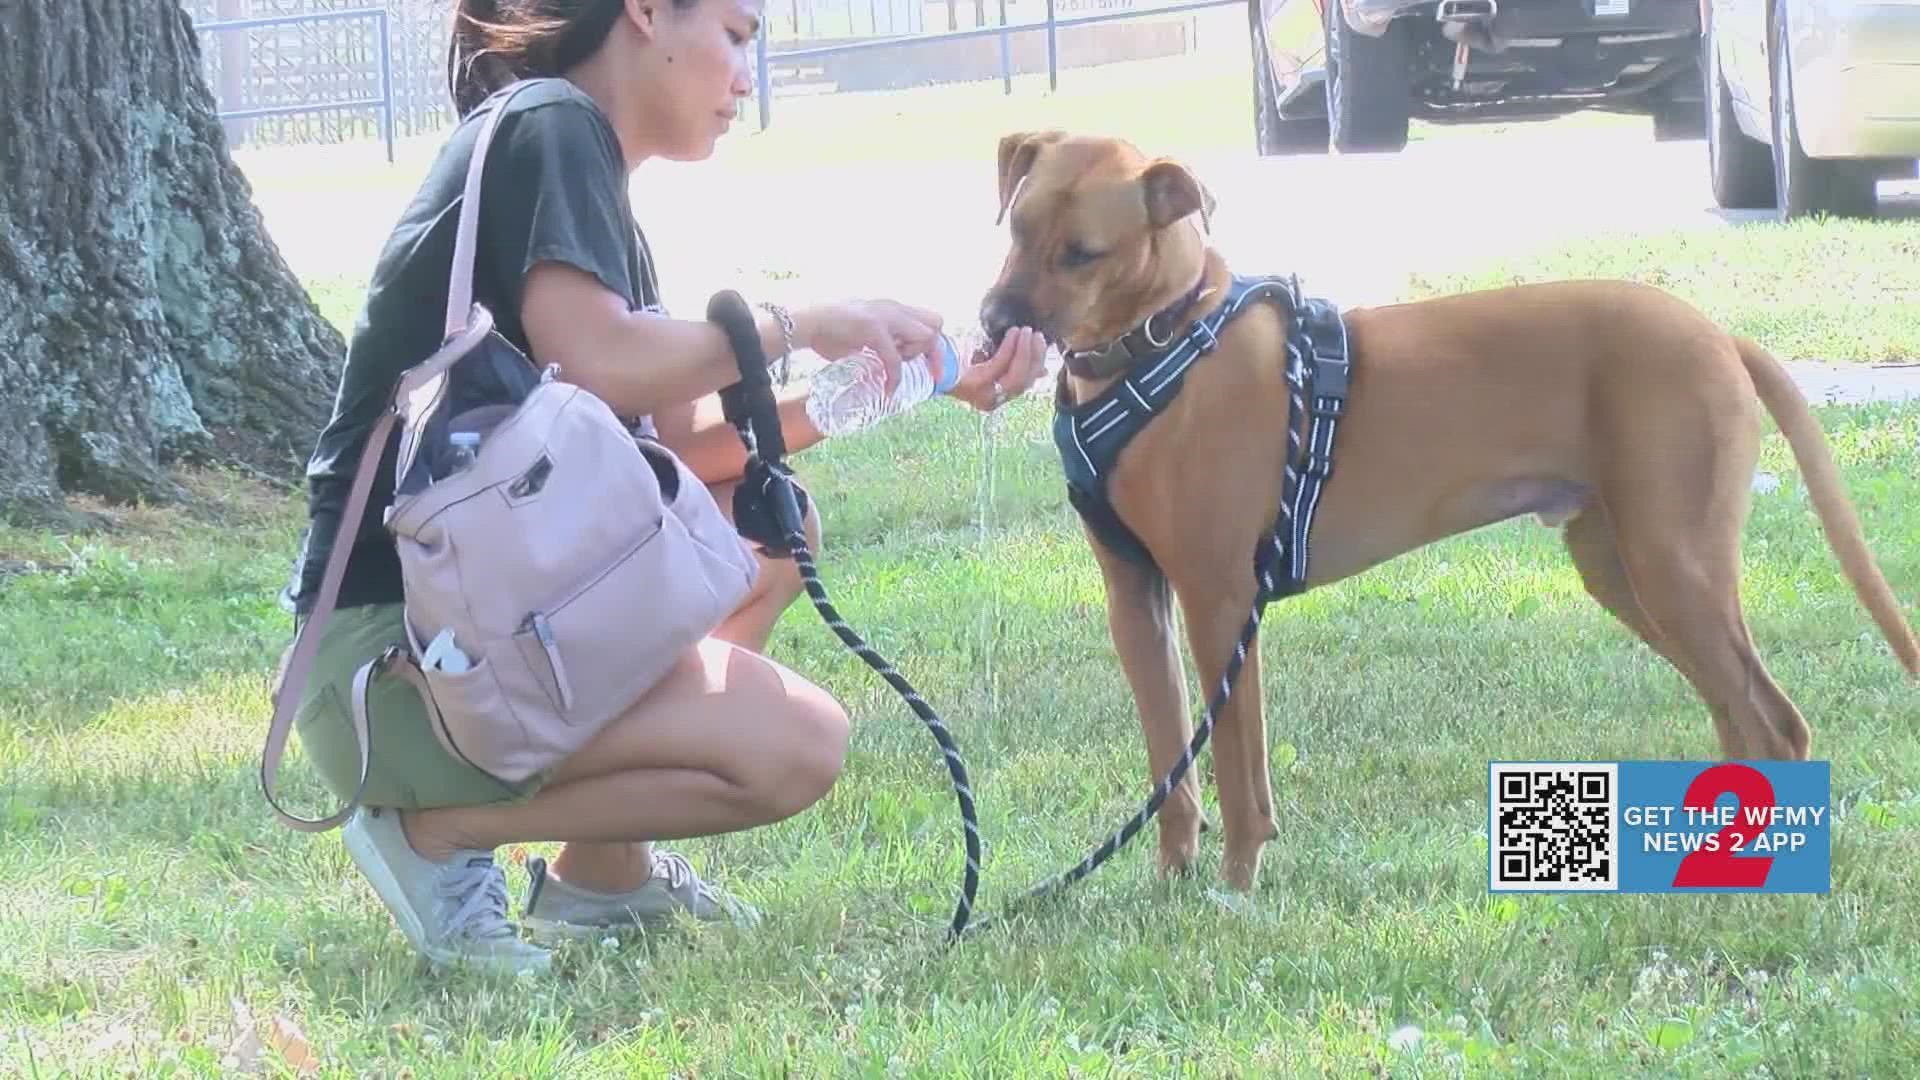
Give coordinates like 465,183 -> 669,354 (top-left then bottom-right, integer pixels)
293,602 -> 546,811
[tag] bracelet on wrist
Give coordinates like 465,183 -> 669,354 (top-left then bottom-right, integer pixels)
757,302 -> 795,388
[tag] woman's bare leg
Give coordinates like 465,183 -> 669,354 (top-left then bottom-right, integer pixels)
451,474 -> 828,892
398,635 -> 849,888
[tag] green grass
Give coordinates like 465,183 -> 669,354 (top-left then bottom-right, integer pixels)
4,390 -> 1919,1075
1405,216 -> 1920,364
9,52 -> 1920,1074
301,213 -> 1920,367
304,277 -> 369,344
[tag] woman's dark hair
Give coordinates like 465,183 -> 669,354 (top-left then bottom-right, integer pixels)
447,0 -> 648,117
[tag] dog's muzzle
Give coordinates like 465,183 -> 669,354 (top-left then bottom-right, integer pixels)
979,292 -> 1040,352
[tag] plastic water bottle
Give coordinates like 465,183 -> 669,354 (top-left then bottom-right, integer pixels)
805,328 -> 987,437
422,627 -> 472,673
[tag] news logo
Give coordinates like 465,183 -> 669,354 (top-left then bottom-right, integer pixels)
1488,760 -> 1831,894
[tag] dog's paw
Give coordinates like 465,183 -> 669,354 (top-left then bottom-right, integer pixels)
1219,851 -> 1263,893
1155,841 -> 1201,880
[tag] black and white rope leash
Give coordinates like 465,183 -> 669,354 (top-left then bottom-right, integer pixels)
959,531 -> 1284,935
710,291 -> 982,940
772,493 -> 983,940
709,281 -> 1345,941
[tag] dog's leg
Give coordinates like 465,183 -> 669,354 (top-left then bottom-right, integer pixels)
1563,510 -> 1750,749
1599,492 -> 1812,762
1088,536 -> 1205,877
1175,578 -> 1275,891
1564,510 -> 1684,667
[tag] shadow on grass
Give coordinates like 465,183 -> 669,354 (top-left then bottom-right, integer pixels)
1,535 -> 303,737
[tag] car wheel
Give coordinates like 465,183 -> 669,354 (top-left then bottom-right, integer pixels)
1323,0 -> 1411,153
1705,11 -> 1774,208
1769,0 -> 1877,219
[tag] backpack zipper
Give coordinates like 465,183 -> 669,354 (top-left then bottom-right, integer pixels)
518,612 -> 575,711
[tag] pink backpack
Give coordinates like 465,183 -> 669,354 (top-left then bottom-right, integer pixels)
261,83 -> 759,832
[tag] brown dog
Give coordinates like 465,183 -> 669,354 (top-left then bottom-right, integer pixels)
978,129 -> 1920,892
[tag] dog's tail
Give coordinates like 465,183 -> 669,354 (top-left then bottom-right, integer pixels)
1736,335 -> 1920,676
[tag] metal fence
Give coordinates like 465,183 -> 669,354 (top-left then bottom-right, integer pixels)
188,0 -> 1248,151
753,0 -> 1243,130
193,7 -> 399,160
185,0 -> 456,151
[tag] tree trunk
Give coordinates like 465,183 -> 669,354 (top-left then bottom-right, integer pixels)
0,0 -> 342,522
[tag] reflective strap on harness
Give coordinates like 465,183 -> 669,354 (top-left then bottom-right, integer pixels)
1262,295 -> 1350,602
1051,273 -> 1352,602
1067,275 -> 1303,461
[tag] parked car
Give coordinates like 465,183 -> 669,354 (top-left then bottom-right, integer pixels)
1703,0 -> 1920,218
1248,0 -> 1706,154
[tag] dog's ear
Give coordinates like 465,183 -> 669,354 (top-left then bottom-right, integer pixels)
1140,159 -> 1213,233
995,130 -> 1063,226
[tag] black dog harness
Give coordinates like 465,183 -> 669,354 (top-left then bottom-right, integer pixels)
1050,273 -> 1352,602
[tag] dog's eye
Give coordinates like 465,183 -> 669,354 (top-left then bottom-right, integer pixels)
1060,243 -> 1103,270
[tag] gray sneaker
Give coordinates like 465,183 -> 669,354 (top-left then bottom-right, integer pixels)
521,849 -> 759,941
340,807 -> 552,976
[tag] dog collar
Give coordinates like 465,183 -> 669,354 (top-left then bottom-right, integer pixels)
1062,275 -> 1212,380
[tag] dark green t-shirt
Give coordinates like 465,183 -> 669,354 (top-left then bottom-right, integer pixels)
282,79 -> 660,615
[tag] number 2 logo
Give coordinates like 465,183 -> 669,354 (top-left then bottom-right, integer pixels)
1673,762 -> 1776,888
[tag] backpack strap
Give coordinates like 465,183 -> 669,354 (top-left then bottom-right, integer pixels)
261,81 -> 534,833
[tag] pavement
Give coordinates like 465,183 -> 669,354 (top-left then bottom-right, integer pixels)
1781,360 -> 1920,407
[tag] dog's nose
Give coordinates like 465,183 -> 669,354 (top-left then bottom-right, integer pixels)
979,293 -> 1036,347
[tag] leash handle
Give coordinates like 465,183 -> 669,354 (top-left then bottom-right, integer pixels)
708,290 -> 788,462
708,289 -> 809,557
767,465 -> 806,541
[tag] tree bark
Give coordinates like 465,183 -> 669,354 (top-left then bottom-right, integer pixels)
0,0 -> 342,522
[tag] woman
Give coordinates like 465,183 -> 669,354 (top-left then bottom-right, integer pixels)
281,0 -> 1048,975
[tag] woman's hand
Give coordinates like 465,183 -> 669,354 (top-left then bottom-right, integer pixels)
797,299 -> 945,392
947,326 -> 1050,413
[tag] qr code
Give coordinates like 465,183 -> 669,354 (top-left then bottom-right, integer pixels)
1490,763 -> 1618,892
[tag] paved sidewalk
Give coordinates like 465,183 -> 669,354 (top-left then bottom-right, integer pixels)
1782,361 -> 1920,406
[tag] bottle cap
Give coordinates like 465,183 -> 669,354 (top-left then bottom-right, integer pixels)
931,334 -> 962,396
450,431 -> 482,449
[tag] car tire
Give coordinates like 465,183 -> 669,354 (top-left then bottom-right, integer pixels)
1705,12 -> 1774,208
1323,0 -> 1411,153
1769,0 -> 1877,219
